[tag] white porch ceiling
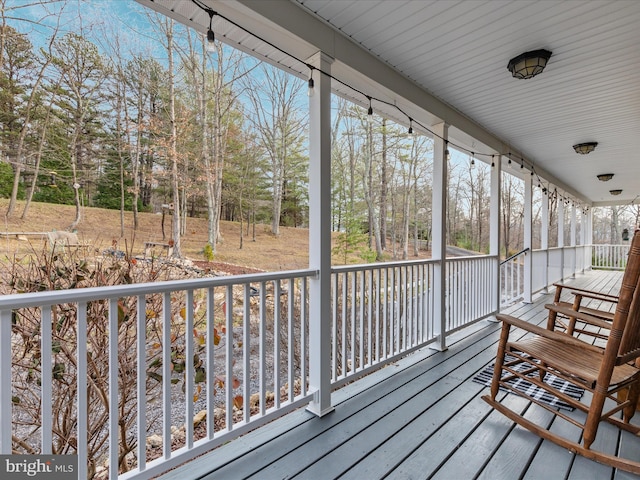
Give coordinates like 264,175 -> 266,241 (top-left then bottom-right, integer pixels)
138,0 -> 640,207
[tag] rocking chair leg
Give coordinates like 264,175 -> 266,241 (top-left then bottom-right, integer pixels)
623,381 -> 640,423
490,322 -> 510,399
584,389 -> 608,450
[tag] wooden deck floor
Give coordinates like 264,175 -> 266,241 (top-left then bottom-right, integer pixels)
162,269 -> 640,480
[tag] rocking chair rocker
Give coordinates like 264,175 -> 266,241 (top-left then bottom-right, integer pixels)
483,230 -> 640,474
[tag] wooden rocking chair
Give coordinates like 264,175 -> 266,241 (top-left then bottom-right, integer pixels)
546,281 -> 618,343
483,230 -> 640,474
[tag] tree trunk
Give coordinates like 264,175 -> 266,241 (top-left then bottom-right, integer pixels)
166,19 -> 181,257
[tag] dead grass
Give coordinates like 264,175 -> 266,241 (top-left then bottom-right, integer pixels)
0,200 -> 310,271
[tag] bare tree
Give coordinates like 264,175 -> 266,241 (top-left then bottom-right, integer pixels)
242,65 -> 306,236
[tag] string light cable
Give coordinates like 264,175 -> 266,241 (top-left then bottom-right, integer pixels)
189,0 -> 592,207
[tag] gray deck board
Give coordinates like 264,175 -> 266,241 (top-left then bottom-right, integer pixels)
160,270 -> 640,480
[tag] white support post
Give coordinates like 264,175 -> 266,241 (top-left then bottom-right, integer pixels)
307,51 -> 334,417
586,208 -> 593,270
541,189 -> 549,292
571,203 -> 577,277
523,173 -> 533,303
0,309 -> 11,453
431,123 -> 448,351
571,203 -> 577,246
558,199 -> 565,280
489,154 -> 501,316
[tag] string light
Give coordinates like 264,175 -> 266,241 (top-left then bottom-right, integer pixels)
188,0 -> 597,211
307,67 -> 315,97
470,152 -> 475,167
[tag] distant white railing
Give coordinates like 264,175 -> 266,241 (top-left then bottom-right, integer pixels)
0,270 -> 316,480
592,244 -> 629,270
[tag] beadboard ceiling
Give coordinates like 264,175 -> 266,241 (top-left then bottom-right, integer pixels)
138,0 -> 640,207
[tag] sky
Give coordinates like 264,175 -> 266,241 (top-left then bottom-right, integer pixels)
6,0 -> 164,59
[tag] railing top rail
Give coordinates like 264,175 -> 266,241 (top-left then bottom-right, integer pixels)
331,258 -> 438,273
500,248 -> 530,265
0,268 -> 318,310
331,254 -> 497,274
446,254 -> 497,262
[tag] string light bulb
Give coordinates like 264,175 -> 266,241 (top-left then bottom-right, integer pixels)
470,153 -> 475,167
408,118 -> 413,135
367,96 -> 373,123
206,10 -> 216,52
308,68 -> 315,97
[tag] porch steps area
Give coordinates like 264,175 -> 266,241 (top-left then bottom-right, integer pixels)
162,269 -> 640,480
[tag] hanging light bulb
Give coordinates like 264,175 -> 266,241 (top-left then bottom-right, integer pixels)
307,69 -> 315,97
367,96 -> 373,124
408,118 -> 413,135
491,155 -> 495,168
470,152 -> 475,167
206,10 -> 216,52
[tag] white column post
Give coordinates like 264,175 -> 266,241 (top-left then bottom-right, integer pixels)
558,198 -> 565,281
0,310 -> 10,453
490,154 -> 502,314
541,189 -> 549,292
571,203 -> 577,246
523,173 -> 533,303
431,123 -> 448,351
307,51 -> 334,417
587,207 -> 593,270
571,203 -> 577,277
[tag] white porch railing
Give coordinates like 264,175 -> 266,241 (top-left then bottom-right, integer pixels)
499,248 -> 528,307
445,256 -> 498,331
0,245 -> 627,478
592,243 -> 629,270
0,269 -> 317,480
330,260 -> 436,389
330,256 -> 498,389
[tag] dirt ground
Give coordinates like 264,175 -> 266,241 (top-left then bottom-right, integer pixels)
0,200 -> 310,273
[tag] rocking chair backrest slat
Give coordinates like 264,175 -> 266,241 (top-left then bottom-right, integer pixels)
611,230 -> 640,360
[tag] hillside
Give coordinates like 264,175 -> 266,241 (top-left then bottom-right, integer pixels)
0,201 -> 310,272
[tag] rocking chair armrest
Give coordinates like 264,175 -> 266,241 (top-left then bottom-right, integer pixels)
495,313 -> 604,354
571,291 -> 619,304
545,303 -> 613,330
552,283 -> 619,301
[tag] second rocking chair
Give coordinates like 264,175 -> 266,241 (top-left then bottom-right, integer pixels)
483,230 -> 640,474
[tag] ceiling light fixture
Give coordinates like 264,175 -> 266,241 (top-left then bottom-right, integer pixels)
597,173 -> 614,182
573,142 -> 598,155
610,189 -> 623,196
507,49 -> 552,79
